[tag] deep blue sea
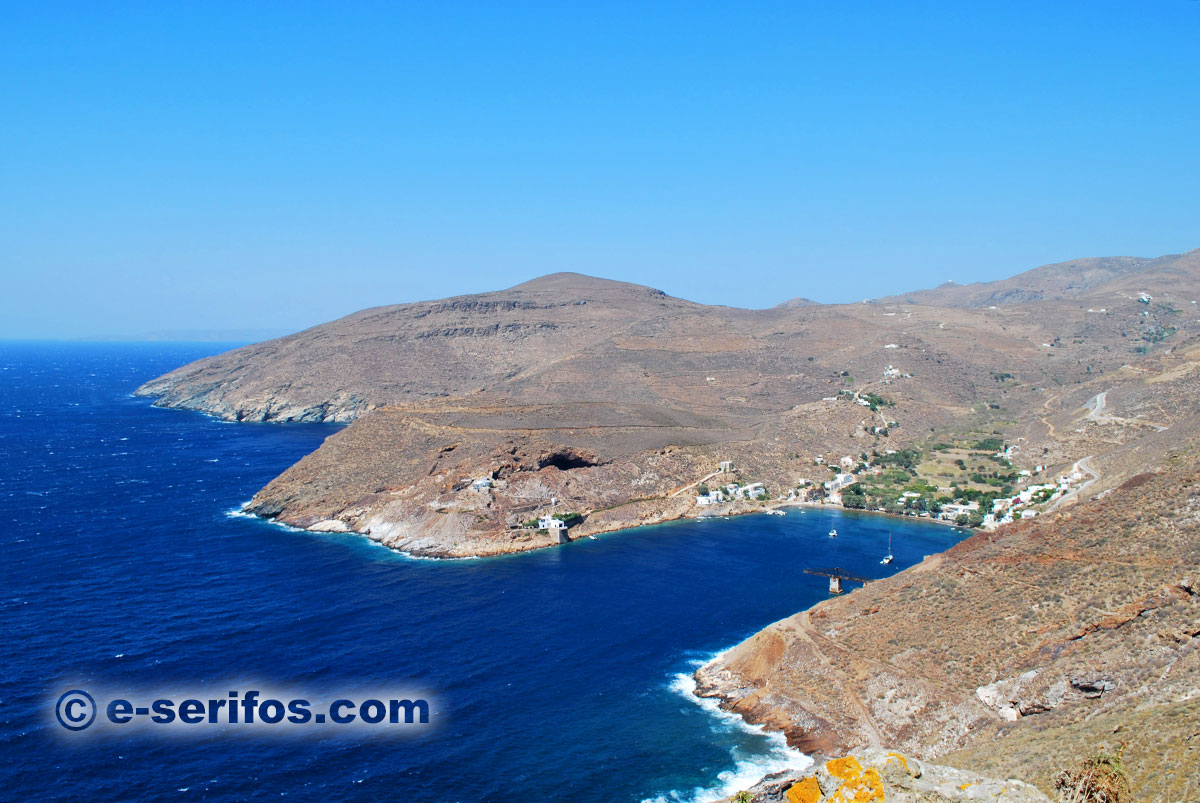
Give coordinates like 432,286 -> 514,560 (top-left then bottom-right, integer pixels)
0,343 -> 966,802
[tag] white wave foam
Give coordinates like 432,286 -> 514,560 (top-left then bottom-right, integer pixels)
223,502 -> 257,520
387,548 -> 481,562
224,504 -> 480,561
642,656 -> 812,803
224,503 -> 309,533
224,501 -> 250,515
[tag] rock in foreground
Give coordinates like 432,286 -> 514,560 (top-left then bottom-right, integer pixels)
729,750 -> 1049,802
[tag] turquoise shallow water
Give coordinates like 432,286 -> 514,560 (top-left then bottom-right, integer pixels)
0,342 -> 967,802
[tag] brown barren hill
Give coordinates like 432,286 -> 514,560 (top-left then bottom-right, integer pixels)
136,251 -> 1200,795
136,252 -> 1200,559
695,448 -> 1200,801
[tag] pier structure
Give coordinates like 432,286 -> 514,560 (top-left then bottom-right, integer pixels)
803,567 -> 874,594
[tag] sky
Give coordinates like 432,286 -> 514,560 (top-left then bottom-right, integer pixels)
2,1 -> 1198,339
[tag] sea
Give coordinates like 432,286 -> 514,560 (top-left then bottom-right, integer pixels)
0,342 -> 967,802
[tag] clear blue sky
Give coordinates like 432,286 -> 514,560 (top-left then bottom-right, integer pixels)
2,1 -> 1198,339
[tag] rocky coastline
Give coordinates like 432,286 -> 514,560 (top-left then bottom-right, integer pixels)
689,455 -> 1200,801
243,487 -> 966,561
134,258 -> 1200,797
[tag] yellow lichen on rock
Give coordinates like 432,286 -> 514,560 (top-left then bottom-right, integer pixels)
726,749 -> 1051,803
785,775 -> 824,803
825,756 -> 864,781
821,756 -> 885,802
885,752 -> 911,775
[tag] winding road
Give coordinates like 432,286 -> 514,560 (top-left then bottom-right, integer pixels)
1046,456 -> 1100,512
1084,389 -> 1168,431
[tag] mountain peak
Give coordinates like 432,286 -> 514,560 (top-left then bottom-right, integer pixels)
507,272 -> 665,296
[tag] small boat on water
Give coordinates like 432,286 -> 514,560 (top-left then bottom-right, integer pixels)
588,535 -> 597,540
828,528 -> 837,537
880,531 -> 894,564
766,509 -> 785,516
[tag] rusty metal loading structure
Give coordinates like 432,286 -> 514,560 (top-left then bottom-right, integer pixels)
803,567 -> 874,594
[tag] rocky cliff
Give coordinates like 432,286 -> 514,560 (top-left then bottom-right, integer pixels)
696,448 -> 1200,801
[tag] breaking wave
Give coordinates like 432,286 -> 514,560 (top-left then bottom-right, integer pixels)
642,653 -> 812,803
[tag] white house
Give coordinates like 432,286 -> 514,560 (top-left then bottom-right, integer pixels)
540,515 -> 570,543
940,501 -> 980,520
825,473 -> 856,492
471,477 -> 493,490
719,460 -> 735,473
742,482 -> 767,499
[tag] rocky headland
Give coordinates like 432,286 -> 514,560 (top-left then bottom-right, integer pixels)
139,250 -> 1200,561
138,251 -> 1200,796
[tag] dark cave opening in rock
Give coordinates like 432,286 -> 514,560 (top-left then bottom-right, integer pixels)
537,451 -> 601,471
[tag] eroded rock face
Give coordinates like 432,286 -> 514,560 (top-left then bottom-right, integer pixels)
729,750 -> 1050,802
